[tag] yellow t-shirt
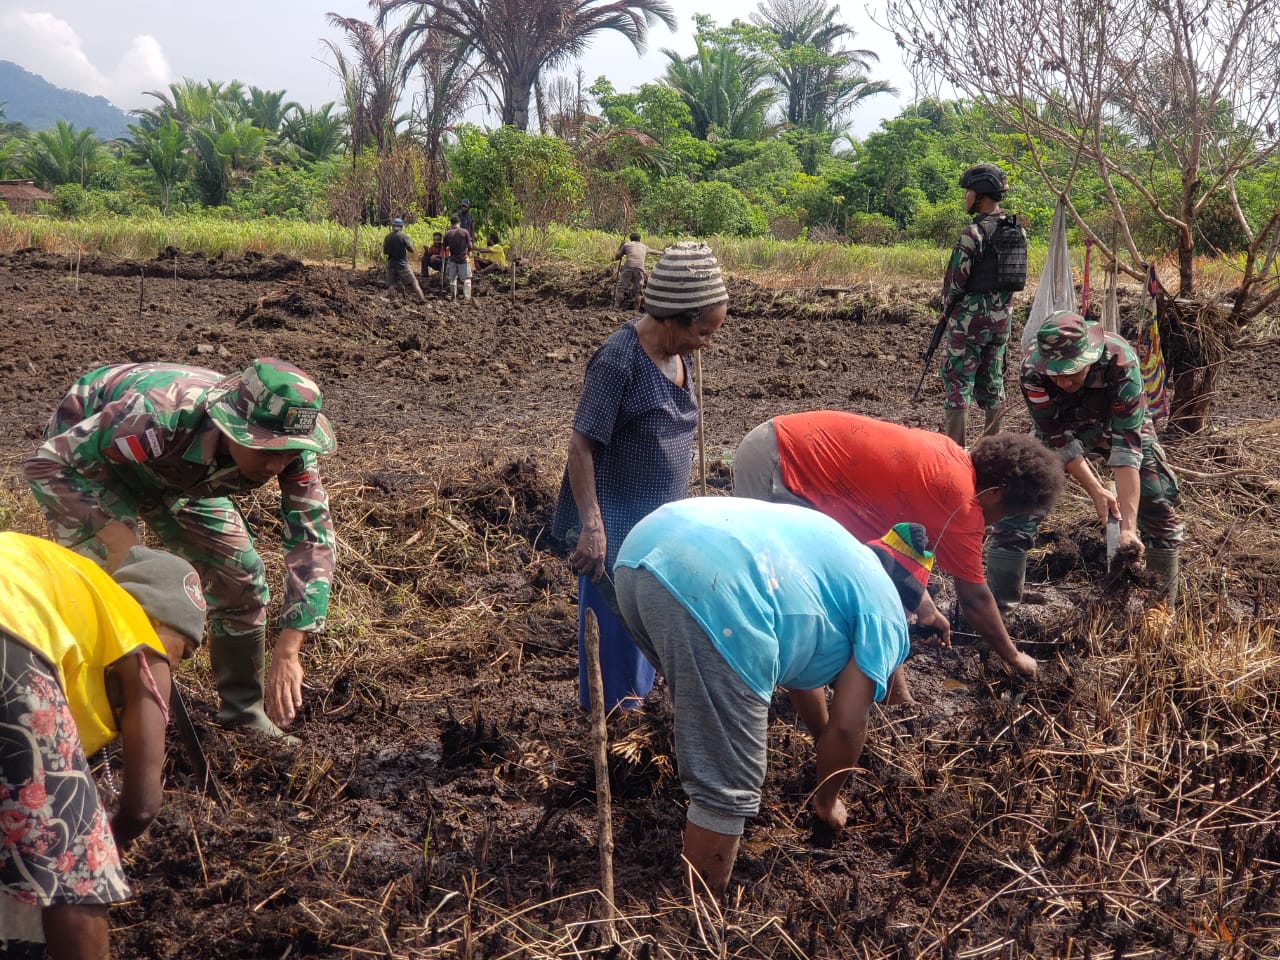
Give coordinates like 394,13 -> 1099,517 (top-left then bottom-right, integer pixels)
481,243 -> 507,268
0,532 -> 165,756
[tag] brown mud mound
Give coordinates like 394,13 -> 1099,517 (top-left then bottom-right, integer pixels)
5,245 -> 305,281
2,253 -> 1280,958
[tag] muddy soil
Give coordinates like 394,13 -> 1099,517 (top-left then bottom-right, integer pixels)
2,248 -> 1279,958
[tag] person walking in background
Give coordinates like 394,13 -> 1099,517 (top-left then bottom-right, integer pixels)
1,534 -> 206,959
939,164 -> 1026,446
383,217 -> 426,303
443,216 -> 474,301
613,498 -> 929,895
733,410 -> 1064,678
613,233 -> 654,310
552,242 -> 729,713
23,359 -> 338,742
990,311 -> 1183,605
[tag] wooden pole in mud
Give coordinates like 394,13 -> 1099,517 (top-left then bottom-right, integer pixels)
138,267 -> 144,320
583,609 -> 617,932
695,352 -> 707,495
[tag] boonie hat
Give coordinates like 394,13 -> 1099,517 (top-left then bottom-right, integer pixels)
644,242 -> 728,316
114,546 -> 207,648
1031,311 -> 1104,376
207,359 -> 336,455
868,522 -> 935,613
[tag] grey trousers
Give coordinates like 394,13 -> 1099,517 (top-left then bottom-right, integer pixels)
732,419 -> 813,508
614,565 -> 769,835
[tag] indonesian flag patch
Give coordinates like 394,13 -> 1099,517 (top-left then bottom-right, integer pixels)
112,434 -> 151,463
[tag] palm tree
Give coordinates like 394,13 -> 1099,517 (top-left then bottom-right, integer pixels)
280,103 -> 347,162
323,15 -> 409,154
751,0 -> 895,130
245,87 -> 300,134
374,0 -> 678,131
662,36 -> 777,140
128,116 -> 188,213
21,120 -> 101,188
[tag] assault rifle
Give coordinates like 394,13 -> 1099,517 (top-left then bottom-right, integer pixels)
911,310 -> 951,401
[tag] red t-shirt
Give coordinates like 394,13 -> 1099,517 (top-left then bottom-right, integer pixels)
773,411 -> 986,583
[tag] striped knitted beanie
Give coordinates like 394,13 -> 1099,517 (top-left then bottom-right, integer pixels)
644,242 -> 728,316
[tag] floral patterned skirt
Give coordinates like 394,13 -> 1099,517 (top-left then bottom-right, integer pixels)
1,632 -> 130,918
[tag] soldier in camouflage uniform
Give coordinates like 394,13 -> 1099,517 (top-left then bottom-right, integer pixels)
988,312 -> 1183,604
23,359 -> 337,741
940,163 -> 1017,446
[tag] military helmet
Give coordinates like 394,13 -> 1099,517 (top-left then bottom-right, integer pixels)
959,163 -> 1008,196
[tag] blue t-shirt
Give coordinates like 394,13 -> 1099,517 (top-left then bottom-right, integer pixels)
552,321 -> 699,569
615,498 -> 909,703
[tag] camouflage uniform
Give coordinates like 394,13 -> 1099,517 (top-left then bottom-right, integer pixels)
23,362 -> 336,643
940,213 -> 1013,410
990,331 -> 1183,551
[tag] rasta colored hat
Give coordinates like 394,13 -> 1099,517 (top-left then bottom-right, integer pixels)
868,522 -> 935,613
207,359 -> 336,455
1031,311 -> 1105,375
644,242 -> 728,316
391,217 -> 404,227
114,546 -> 207,647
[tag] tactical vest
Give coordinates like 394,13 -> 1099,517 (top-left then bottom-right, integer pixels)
967,213 -> 1027,293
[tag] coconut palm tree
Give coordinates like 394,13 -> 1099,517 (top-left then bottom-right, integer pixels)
751,0 -> 895,130
374,0 -> 677,131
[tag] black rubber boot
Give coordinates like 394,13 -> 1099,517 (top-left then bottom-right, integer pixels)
209,629 -> 299,743
1146,547 -> 1180,607
986,547 -> 1027,610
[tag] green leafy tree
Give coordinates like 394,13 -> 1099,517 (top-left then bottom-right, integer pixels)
128,116 -> 188,214
188,114 -> 267,207
445,124 -> 584,228
20,120 -> 102,188
662,30 -> 777,140
375,0 -> 677,131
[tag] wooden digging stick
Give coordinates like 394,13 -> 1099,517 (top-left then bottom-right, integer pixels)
583,609 -> 618,934
696,351 -> 708,495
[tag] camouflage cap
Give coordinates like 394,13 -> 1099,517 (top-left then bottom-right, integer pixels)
1030,311 -> 1105,376
206,359 -> 336,454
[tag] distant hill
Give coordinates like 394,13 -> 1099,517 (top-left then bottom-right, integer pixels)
0,60 -> 132,139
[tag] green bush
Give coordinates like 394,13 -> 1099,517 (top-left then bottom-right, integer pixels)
846,212 -> 900,246
908,199 -> 970,245
49,183 -> 101,218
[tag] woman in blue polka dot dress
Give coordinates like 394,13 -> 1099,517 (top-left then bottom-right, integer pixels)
552,242 -> 729,711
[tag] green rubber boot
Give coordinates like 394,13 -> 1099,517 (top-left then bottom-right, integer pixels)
986,547 -> 1027,610
983,405 -> 1003,436
1145,547 -> 1180,607
943,407 -> 967,447
209,629 -> 299,744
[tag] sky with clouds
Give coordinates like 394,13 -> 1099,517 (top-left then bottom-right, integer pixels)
0,1 -> 917,136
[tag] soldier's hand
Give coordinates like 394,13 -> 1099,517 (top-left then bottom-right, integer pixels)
1089,486 -> 1121,526
266,629 -> 306,727
1118,529 -> 1145,564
